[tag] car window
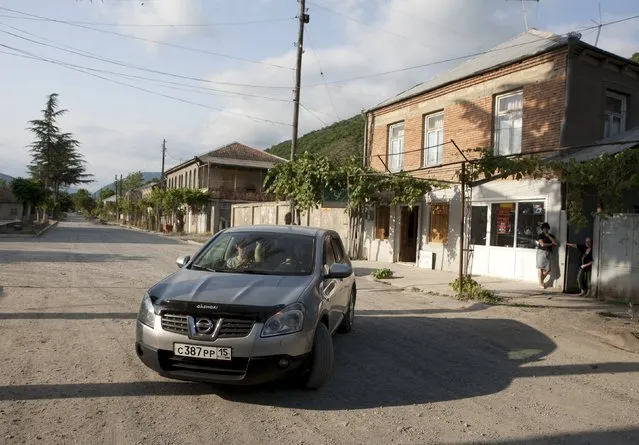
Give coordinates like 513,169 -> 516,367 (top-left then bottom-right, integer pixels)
190,232 -> 315,276
323,236 -> 336,267
331,237 -> 345,263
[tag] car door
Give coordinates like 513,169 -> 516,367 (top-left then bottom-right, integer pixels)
320,235 -> 343,332
330,235 -> 352,315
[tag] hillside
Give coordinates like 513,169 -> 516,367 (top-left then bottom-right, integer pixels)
0,172 -> 15,184
266,114 -> 365,160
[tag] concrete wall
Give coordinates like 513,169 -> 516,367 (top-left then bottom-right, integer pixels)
231,201 -> 350,244
593,214 -> 639,303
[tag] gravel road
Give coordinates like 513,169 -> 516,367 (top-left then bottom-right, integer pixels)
1,219 -> 638,445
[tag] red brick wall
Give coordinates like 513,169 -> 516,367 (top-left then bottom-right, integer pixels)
367,49 -> 568,181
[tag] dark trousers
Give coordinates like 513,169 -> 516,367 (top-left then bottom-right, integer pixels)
577,268 -> 591,293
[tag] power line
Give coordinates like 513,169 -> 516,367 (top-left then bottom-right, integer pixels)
306,35 -> 341,121
303,13 -> 639,87
300,103 -> 329,127
0,13 -> 295,28
0,44 -> 293,127
0,23 -> 292,103
0,23 -> 292,89
307,0 -> 437,52
0,6 -> 294,71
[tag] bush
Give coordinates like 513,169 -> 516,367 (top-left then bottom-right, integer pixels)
371,268 -> 394,280
449,276 -> 503,304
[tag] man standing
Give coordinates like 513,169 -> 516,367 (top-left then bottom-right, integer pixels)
566,237 -> 594,296
536,222 -> 558,289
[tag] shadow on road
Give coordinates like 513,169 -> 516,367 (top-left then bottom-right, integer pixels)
0,250 -> 149,263
0,312 -> 137,320
447,427 -> 639,444
2,314 -> 639,412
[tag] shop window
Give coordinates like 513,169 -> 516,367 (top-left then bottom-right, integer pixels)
490,203 -> 516,247
375,205 -> 390,240
516,201 -> 545,248
470,205 -> 488,246
488,201 -> 545,248
429,202 -> 449,244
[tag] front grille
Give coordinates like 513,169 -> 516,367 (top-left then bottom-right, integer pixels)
158,350 -> 249,375
160,313 -> 255,338
161,313 -> 189,335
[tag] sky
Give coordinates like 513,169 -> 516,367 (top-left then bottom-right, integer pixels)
0,0 -> 637,192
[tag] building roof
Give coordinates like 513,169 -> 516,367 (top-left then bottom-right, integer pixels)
370,29 -> 573,111
546,126 -> 639,163
165,142 -> 287,175
0,187 -> 18,203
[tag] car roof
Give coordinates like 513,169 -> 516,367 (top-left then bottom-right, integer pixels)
222,225 -> 335,237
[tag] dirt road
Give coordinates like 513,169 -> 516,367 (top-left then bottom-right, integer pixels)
1,220 -> 638,444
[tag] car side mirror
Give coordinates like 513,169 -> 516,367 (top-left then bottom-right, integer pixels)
176,255 -> 190,268
326,263 -> 352,279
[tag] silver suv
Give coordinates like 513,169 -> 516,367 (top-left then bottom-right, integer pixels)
135,225 -> 356,389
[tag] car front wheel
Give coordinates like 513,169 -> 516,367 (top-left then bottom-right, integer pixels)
303,323 -> 334,390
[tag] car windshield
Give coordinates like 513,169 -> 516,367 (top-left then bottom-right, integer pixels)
190,232 -> 315,276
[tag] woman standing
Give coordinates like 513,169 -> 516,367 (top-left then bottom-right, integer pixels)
536,223 -> 558,289
566,237 -> 594,296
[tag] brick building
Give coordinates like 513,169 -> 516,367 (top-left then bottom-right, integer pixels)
362,29 -> 639,287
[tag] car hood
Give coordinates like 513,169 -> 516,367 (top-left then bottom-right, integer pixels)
149,269 -> 315,307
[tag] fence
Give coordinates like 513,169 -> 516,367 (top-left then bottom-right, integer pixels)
592,213 -> 639,303
230,201 -> 350,244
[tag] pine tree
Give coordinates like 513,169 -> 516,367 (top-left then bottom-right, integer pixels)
27,93 -> 92,218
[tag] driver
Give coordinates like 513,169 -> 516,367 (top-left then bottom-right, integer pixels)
226,239 -> 254,269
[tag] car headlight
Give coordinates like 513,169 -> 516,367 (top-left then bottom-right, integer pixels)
137,292 -> 155,328
261,303 -> 305,337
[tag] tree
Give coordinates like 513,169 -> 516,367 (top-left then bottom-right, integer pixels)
631,52 -> 639,63
264,154 -> 446,257
27,93 -> 92,218
122,171 -> 144,195
72,189 -> 96,215
10,178 -> 44,222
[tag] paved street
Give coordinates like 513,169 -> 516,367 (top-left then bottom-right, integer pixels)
1,220 -> 639,445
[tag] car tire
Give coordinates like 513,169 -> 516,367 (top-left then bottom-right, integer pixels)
337,288 -> 355,333
303,323 -> 334,390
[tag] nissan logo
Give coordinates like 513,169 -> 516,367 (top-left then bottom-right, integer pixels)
195,318 -> 215,334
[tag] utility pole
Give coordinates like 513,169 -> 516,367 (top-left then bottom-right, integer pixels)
119,174 -> 123,224
290,0 -> 309,224
160,139 -> 167,190
459,162 -> 466,300
114,174 -> 118,224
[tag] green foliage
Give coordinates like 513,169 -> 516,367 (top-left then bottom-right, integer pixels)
27,93 -> 92,200
449,276 -> 502,304
266,115 -> 364,160
183,189 -> 210,213
371,268 -> 393,280
122,171 -> 144,194
631,52 -> 639,63
10,177 -> 44,208
463,147 -> 639,229
265,154 -> 446,214
98,188 -> 115,201
72,189 -> 96,214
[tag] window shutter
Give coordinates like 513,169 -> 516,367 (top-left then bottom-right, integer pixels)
429,203 -> 449,244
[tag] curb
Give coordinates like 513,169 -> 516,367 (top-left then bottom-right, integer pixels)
110,222 -> 208,246
34,221 -> 59,238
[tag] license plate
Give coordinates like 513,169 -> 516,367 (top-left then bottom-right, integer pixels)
173,343 -> 232,361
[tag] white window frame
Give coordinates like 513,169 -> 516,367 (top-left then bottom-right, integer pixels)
493,90 -> 523,156
604,91 -> 627,138
387,122 -> 404,172
423,112 -> 444,166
